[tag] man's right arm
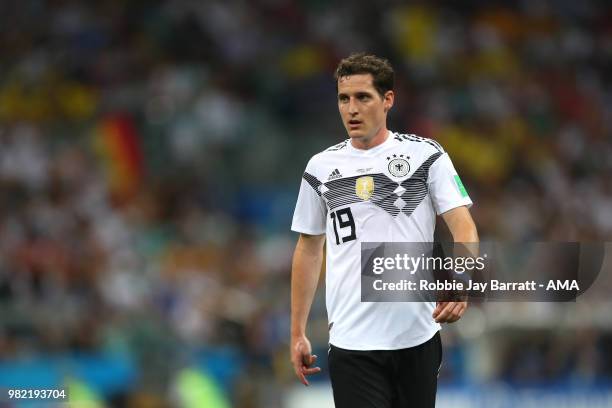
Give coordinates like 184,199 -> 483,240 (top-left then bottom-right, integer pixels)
290,233 -> 325,386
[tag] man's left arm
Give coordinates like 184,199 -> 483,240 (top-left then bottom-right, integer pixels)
432,206 -> 479,323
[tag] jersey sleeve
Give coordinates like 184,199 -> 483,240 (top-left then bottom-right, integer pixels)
291,159 -> 327,235
428,152 -> 473,215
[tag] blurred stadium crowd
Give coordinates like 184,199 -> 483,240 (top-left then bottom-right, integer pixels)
0,0 -> 611,406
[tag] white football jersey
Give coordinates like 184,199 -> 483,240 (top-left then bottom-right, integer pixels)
291,131 -> 473,350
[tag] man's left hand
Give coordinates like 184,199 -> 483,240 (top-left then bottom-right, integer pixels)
432,301 -> 467,323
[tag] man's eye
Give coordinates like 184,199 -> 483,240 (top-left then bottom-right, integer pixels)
339,96 -> 348,102
358,95 -> 370,101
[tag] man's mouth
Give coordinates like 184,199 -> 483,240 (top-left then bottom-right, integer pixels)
348,120 -> 362,129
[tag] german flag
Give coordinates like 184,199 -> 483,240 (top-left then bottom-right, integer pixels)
93,114 -> 144,201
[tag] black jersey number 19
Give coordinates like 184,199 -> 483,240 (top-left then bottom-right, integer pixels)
330,208 -> 356,244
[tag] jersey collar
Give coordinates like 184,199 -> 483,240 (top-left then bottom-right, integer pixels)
347,130 -> 394,155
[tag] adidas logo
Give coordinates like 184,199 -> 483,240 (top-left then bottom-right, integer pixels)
328,169 -> 342,180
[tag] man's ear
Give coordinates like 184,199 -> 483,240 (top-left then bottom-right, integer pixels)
383,90 -> 395,112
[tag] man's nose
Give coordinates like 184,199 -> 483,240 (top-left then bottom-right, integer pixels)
348,98 -> 359,115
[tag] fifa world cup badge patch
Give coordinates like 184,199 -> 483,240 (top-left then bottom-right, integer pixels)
355,176 -> 374,200
454,175 -> 468,197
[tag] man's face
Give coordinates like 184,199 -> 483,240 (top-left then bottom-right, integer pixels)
337,74 -> 393,142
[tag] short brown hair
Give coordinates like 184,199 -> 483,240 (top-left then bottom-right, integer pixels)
334,53 -> 394,97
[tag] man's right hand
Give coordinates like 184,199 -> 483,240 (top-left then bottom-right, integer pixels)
290,335 -> 321,386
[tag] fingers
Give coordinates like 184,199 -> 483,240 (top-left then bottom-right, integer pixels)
301,354 -> 321,383
434,301 -> 467,323
444,302 -> 463,323
432,301 -> 447,319
302,353 -> 315,365
294,361 -> 321,385
292,353 -> 308,385
303,354 -> 318,366
302,366 -> 322,376
292,347 -> 321,386
433,302 -> 451,323
293,363 -> 307,385
458,304 -> 466,318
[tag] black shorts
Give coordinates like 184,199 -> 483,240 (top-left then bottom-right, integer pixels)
328,331 -> 442,408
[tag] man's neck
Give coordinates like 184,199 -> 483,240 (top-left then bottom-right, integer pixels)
350,128 -> 389,150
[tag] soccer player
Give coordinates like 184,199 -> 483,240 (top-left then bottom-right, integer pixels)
290,53 -> 478,407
